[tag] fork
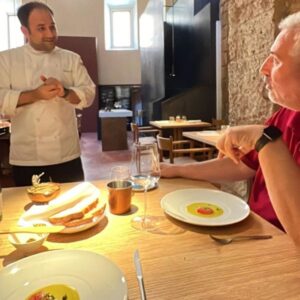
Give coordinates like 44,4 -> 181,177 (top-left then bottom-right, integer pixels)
210,234 -> 273,245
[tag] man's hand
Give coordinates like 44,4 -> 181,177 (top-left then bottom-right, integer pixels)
34,82 -> 61,100
216,125 -> 265,164
40,75 -> 64,97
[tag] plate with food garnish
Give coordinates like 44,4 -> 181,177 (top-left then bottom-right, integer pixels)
0,249 -> 128,300
19,182 -> 106,234
161,188 -> 250,226
26,172 -> 61,203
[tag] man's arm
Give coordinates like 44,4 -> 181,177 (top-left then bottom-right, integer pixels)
41,76 -> 81,105
160,157 -> 255,182
17,82 -> 61,107
259,139 -> 300,246
63,55 -> 96,109
217,125 -> 300,246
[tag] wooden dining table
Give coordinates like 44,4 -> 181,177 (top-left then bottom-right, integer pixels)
1,178 -> 299,299
150,120 -> 211,140
183,130 -> 221,147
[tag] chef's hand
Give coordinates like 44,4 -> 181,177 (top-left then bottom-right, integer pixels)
216,125 -> 265,164
40,75 -> 65,97
35,82 -> 61,100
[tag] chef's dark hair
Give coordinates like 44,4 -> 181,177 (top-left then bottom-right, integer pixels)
17,1 -> 54,29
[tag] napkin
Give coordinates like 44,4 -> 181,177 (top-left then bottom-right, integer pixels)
21,182 -> 100,223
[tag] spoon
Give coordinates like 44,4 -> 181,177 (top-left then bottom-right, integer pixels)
210,234 -> 272,245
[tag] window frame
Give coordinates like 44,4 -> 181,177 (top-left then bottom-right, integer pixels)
104,1 -> 138,51
109,6 -> 134,49
7,13 -> 24,49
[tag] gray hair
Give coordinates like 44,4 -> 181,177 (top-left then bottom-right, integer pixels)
279,12 -> 300,58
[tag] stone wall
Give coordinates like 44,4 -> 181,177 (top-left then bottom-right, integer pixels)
220,0 -> 299,125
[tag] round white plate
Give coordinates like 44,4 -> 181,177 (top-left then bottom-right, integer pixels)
161,188 -> 250,226
0,250 -> 127,300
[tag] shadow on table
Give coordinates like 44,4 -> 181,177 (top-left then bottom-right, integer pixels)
145,215 -> 186,235
2,245 -> 50,267
163,212 -> 264,237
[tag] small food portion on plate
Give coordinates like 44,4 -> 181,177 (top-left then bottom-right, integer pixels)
27,182 -> 60,203
26,284 -> 80,300
8,232 -> 48,254
161,188 -> 250,226
186,202 -> 224,218
27,173 -> 60,203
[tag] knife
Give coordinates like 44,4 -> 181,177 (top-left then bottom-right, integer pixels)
134,249 -> 147,300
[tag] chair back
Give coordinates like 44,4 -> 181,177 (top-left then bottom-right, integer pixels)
130,122 -> 160,144
130,123 -> 139,143
211,119 -> 226,130
156,135 -> 175,163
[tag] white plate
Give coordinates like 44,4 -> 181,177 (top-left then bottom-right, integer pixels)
161,188 -> 250,226
0,250 -> 127,300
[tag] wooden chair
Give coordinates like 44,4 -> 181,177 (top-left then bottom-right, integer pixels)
156,135 -> 213,164
211,118 -> 226,130
130,123 -> 161,144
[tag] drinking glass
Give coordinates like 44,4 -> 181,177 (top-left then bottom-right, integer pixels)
110,165 -> 130,181
130,142 -> 161,231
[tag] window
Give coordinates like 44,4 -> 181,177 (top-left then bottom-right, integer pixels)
0,0 -> 24,51
104,0 -> 138,50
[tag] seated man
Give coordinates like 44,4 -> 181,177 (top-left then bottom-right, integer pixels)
161,12 -> 300,246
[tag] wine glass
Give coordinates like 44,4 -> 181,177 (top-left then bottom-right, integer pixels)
110,165 -> 130,181
130,142 -> 161,231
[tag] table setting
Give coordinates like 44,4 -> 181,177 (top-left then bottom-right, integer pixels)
0,142 -> 299,299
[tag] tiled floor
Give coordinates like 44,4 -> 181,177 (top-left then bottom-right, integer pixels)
80,132 -> 133,181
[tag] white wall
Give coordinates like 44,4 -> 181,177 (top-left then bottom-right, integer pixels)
23,0 -> 148,85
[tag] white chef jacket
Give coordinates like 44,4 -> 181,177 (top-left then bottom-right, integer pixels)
0,44 -> 96,166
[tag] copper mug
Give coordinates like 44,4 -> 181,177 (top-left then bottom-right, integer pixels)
107,180 -> 132,215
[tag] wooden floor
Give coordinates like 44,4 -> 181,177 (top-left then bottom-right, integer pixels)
0,132 -> 133,187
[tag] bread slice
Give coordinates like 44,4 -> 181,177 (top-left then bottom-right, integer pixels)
49,193 -> 99,225
63,200 -> 106,227
23,182 -> 100,221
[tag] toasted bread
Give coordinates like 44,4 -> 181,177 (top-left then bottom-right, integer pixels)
63,200 -> 106,227
23,182 -> 100,221
49,195 -> 99,225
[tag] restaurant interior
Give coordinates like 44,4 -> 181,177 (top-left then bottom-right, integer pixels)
0,0 -> 300,299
